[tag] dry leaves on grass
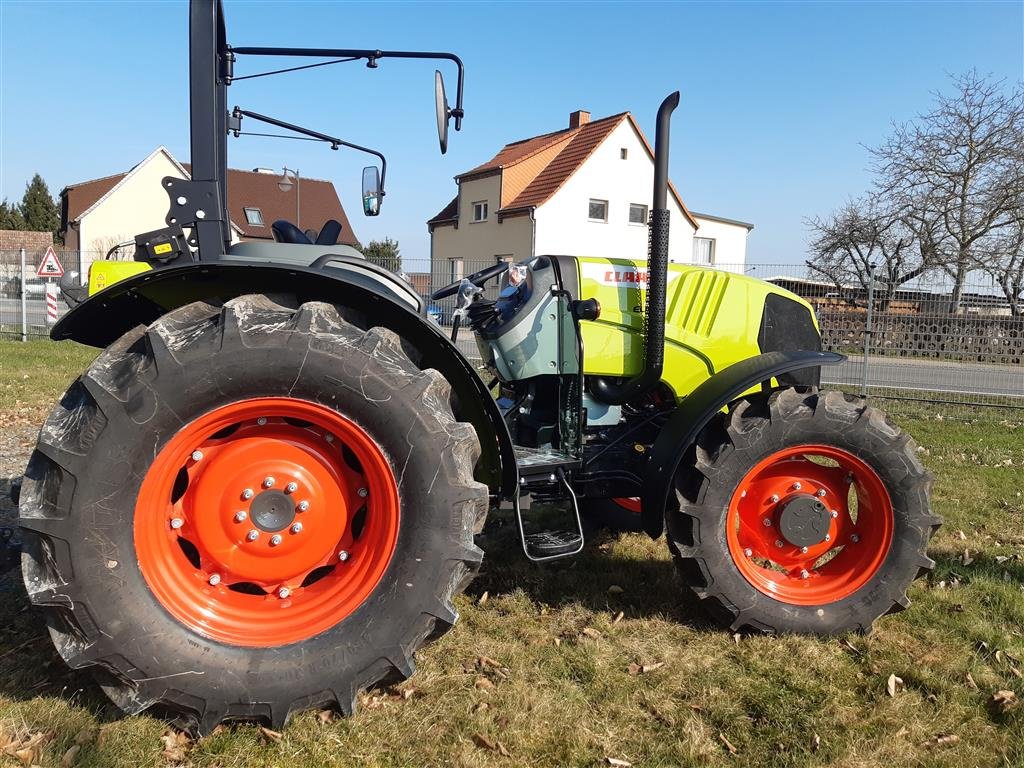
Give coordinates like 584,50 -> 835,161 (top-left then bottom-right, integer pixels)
612,611 -> 624,624
581,627 -> 602,640
605,758 -> 632,767
477,591 -> 489,606
472,733 -> 510,756
60,744 -> 81,767
921,733 -> 960,748
989,690 -> 1019,714
160,729 -> 192,763
627,661 -> 665,676
810,733 -> 821,753
257,726 -> 282,744
886,673 -> 904,697
1,727 -> 53,767
719,732 -> 738,755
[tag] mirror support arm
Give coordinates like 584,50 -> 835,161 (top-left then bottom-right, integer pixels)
231,107 -> 387,194
229,46 -> 465,129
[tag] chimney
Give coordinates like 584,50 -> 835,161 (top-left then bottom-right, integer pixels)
569,110 -> 590,129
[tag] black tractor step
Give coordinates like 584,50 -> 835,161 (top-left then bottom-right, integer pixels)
524,530 -> 584,559
512,466 -> 584,562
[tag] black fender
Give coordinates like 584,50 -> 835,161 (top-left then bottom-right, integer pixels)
52,260 -> 517,497
640,350 -> 845,538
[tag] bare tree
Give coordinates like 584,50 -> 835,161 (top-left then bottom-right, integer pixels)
985,212 -> 1024,316
870,71 -> 1024,313
805,198 -> 930,309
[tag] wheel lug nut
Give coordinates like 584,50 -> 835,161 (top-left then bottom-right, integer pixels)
793,482 -> 802,491
170,517 -> 184,529
801,546 -> 809,554
325,433 -> 335,443
234,511 -> 247,523
257,417 -> 268,426
744,548 -> 753,557
290,523 -> 303,534
191,450 -> 203,462
800,569 -> 809,579
775,539 -> 784,548
824,534 -> 831,542
208,573 -> 221,586
297,500 -> 310,512
246,530 -> 259,541
242,488 -> 254,500
285,482 -> 298,493
770,494 -> 780,503
851,534 -> 860,543
277,587 -> 291,599
816,488 -> 826,497
763,518 -> 772,527
270,534 -> 283,546
357,488 -> 368,498
263,476 -> 275,488
831,509 -> 839,518
338,550 -> 350,562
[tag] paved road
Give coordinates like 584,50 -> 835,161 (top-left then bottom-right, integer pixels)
0,296 -> 69,332
824,354 -> 1023,400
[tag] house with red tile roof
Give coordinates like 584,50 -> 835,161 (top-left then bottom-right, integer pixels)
60,146 -> 359,275
427,110 -> 751,291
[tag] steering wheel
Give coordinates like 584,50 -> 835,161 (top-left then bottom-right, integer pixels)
431,261 -> 510,300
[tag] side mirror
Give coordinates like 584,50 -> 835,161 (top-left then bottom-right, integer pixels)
435,70 -> 450,155
362,165 -> 382,216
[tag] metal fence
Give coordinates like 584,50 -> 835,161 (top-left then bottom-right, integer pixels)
3,251 -> 1021,410
0,249 -> 82,340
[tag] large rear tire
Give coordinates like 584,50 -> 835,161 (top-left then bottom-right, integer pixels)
18,295 -> 488,732
667,388 -> 939,635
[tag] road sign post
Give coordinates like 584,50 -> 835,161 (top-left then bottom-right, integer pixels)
36,246 -> 65,279
20,248 -> 27,342
45,282 -> 59,325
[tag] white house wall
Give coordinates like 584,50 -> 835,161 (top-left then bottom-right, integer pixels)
692,215 -> 750,272
533,120 -> 696,262
77,152 -> 187,275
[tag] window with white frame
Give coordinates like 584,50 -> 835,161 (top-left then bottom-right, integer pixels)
472,201 -> 488,222
693,237 -> 716,264
620,148 -> 628,160
243,207 -> 264,226
588,199 -> 608,222
628,203 -> 648,225
449,258 -> 464,282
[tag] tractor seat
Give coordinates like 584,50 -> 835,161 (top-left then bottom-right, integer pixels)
271,219 -> 344,246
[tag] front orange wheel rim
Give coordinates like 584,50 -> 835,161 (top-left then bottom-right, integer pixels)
726,445 -> 893,606
134,397 -> 400,647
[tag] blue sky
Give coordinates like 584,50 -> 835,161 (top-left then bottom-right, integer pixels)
1,0 -> 1022,270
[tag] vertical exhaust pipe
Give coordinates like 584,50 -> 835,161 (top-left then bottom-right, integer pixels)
592,91 -> 680,405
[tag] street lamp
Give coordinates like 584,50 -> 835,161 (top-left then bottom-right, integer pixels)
278,167 -> 300,226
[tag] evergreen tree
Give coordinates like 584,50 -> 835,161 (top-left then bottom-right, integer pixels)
0,198 -> 26,230
363,237 -> 402,272
20,173 -> 60,238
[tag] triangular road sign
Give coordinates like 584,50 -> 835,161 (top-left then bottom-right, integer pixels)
36,246 -> 64,278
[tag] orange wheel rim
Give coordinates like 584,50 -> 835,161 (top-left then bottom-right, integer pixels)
725,444 -> 893,606
134,397 -> 400,647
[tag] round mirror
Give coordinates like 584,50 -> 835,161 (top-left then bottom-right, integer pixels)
435,70 -> 450,155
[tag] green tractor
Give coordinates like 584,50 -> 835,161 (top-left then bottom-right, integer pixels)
16,0 -> 937,733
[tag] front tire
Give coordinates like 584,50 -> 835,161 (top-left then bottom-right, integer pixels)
18,295 -> 488,732
667,388 -> 939,635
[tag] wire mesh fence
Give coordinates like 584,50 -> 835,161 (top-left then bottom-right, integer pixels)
3,251 -> 1021,410
0,249 -> 82,340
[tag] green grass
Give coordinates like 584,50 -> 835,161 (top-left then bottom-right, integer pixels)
0,340 -> 97,412
1,341 -> 1022,767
